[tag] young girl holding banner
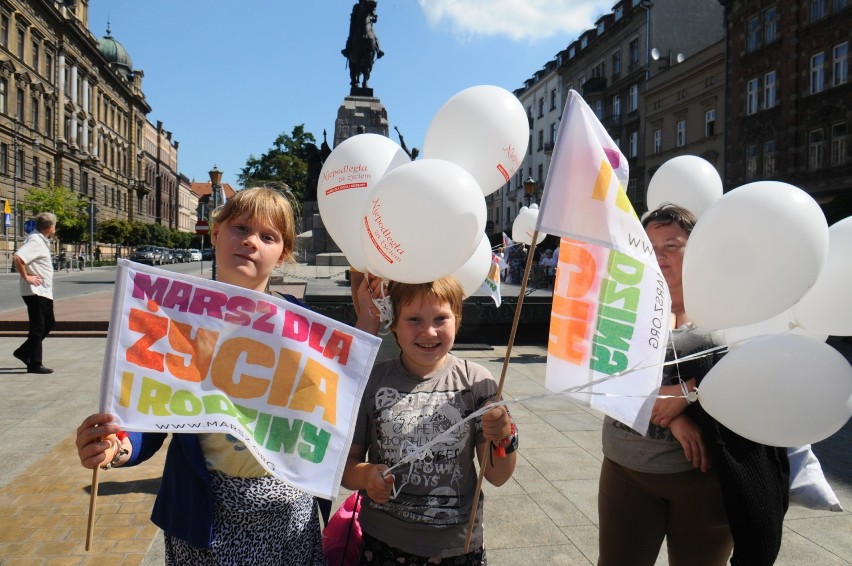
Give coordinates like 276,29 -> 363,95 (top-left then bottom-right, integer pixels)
75,187 -> 383,565
343,276 -> 517,565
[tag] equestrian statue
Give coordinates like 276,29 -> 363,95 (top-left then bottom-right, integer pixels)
342,0 -> 384,93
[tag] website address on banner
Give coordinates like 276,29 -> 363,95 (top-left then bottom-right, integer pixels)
147,416 -> 332,464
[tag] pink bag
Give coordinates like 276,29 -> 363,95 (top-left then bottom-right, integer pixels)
322,492 -> 362,566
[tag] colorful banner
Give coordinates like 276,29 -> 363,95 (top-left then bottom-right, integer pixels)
99,260 -> 381,499
535,90 -> 671,434
481,252 -> 503,307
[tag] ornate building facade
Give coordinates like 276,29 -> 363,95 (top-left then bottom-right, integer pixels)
0,0 -> 186,257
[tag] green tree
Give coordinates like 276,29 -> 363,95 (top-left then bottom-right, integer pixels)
127,221 -> 149,247
23,182 -> 88,242
239,124 -> 316,204
97,218 -> 131,246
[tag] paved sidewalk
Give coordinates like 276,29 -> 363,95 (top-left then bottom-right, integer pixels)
1,265 -> 850,565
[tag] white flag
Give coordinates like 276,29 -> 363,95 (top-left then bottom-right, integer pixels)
535,90 -> 671,434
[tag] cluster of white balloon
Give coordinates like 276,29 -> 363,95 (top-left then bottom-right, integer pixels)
647,155 -> 852,447
317,85 -> 530,296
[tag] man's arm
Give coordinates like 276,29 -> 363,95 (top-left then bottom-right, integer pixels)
13,254 -> 42,287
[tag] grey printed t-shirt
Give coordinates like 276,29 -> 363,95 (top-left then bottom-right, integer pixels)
602,327 -> 725,474
352,354 -> 497,557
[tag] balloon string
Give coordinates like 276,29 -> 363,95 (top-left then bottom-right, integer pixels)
379,345 -> 726,477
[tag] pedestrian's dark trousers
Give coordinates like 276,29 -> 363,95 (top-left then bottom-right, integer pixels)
19,295 -> 55,366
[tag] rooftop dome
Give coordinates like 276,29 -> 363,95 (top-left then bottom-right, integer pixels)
98,25 -> 133,78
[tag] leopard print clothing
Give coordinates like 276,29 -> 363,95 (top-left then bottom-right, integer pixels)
164,471 -> 323,565
359,531 -> 487,565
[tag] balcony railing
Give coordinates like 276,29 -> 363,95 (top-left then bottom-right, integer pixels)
582,76 -> 607,95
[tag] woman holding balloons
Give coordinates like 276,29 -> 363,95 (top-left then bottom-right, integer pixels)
597,204 -> 789,566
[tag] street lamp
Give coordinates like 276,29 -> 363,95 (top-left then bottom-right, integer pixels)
209,165 -> 223,280
523,176 -> 538,206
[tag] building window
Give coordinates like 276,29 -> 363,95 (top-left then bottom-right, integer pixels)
831,123 -> 849,166
14,147 -> 22,179
764,6 -> 778,43
835,0 -> 848,9
612,50 -> 621,77
538,97 -> 544,118
16,27 -> 25,58
746,78 -> 759,114
763,140 -> 776,177
16,87 -> 24,120
550,122 -> 557,144
653,129 -> 662,153
0,78 -> 6,114
747,16 -> 761,52
538,129 -> 544,151
581,36 -> 588,49
31,39 -> 39,70
0,14 -> 7,47
705,109 -> 716,137
31,97 -> 39,131
628,131 -> 638,157
45,161 -> 52,182
629,38 -> 639,66
0,142 -> 6,174
44,105 -> 52,137
764,71 -> 777,109
628,84 -> 638,112
550,88 -> 557,110
69,168 -> 75,190
811,0 -> 827,21
528,134 -> 532,155
32,156 -> 39,184
612,95 -> 621,119
746,144 -> 759,179
833,42 -> 848,86
676,120 -> 687,147
594,100 -> 603,119
615,6 -> 623,20
45,52 -> 53,81
809,129 -> 825,170
811,52 -> 826,93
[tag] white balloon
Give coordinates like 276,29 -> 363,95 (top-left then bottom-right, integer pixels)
423,85 -> 529,196
697,334 -> 852,447
722,309 -> 827,347
451,235 -> 493,298
647,155 -> 723,218
682,181 -> 829,330
317,134 -> 410,271
791,216 -> 852,336
360,159 -> 486,284
512,204 -> 548,245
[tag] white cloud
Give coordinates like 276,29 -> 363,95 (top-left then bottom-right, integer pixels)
418,0 -> 614,42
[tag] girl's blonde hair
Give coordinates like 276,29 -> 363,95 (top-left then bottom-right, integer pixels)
388,276 -> 464,332
212,187 -> 297,261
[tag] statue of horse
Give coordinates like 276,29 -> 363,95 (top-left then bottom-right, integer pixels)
342,0 -> 384,90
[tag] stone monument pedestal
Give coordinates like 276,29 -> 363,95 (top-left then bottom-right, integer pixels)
308,94 -> 390,264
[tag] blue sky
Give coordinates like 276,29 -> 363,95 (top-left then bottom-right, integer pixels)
88,1 -> 614,188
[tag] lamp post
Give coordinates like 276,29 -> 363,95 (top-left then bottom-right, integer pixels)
523,176 -> 538,206
208,165 -> 223,281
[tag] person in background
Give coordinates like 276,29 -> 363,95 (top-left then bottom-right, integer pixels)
12,212 -> 57,374
597,203 -> 788,566
75,187 -> 384,565
343,276 -> 517,564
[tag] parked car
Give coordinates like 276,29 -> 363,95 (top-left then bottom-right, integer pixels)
130,245 -> 164,265
188,249 -> 202,261
201,247 -> 214,261
174,249 -> 190,263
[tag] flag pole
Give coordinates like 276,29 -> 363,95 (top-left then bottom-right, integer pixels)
85,466 -> 101,550
464,231 -> 541,551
